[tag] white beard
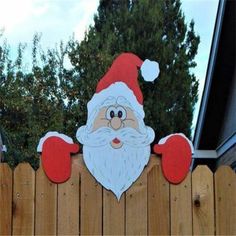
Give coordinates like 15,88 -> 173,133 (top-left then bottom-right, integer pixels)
83,143 -> 150,200
77,97 -> 155,200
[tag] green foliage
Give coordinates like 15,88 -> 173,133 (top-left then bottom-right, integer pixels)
0,0 -> 200,168
68,0 -> 200,143
0,34 -> 74,168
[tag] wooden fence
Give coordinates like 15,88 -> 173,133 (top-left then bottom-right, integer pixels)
0,154 -> 235,235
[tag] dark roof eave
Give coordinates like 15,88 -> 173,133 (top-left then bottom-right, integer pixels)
193,0 -> 226,149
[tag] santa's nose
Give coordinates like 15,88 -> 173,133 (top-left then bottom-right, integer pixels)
110,117 -> 122,130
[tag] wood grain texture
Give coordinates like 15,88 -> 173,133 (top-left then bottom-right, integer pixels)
80,158 -> 102,235
215,166 -> 236,235
0,154 -> 235,236
0,163 -> 13,235
58,157 -> 80,235
126,167 -> 148,235
170,173 -> 192,235
148,162 -> 170,235
192,165 -> 214,235
103,188 -> 125,235
12,163 -> 35,235
35,164 -> 57,235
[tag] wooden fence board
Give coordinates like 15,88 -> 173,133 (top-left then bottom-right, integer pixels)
215,166 -> 236,235
170,173 -> 192,235
126,168 -> 148,235
0,163 -> 13,235
12,163 -> 35,235
35,164 -> 57,235
192,165 -> 214,235
103,189 -> 125,235
58,157 -> 80,235
80,161 -> 102,235
148,163 -> 170,235
0,154 -> 235,236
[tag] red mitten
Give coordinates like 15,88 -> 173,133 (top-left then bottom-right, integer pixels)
37,132 -> 79,183
153,134 -> 193,184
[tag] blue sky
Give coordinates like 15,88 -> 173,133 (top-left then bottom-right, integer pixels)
181,0 -> 219,134
0,0 -> 219,135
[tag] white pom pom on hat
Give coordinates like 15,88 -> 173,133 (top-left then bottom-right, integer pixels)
141,59 -> 160,82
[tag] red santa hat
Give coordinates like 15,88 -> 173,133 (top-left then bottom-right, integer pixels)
87,53 -> 160,119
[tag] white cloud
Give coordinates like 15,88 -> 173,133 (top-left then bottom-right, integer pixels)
0,0 -> 32,32
0,0 -> 99,45
0,0 -> 99,62
32,1 -> 49,17
73,0 -> 99,41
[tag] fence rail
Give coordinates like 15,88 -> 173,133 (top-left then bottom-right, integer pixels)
0,155 -> 235,235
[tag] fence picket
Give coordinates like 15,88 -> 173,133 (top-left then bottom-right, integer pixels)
12,163 -> 35,235
192,165 -> 214,235
126,168 -> 148,235
80,158 -> 102,235
170,173 -> 192,235
58,157 -> 80,235
35,164 -> 57,235
0,163 -> 12,235
103,189 -> 125,235
148,162 -> 170,235
215,166 -> 236,235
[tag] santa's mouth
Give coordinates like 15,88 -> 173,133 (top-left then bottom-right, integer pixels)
112,138 -> 121,144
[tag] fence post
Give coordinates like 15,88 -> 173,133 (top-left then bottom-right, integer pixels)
0,163 -> 13,235
192,165 -> 214,235
12,163 -> 35,235
215,166 -> 236,235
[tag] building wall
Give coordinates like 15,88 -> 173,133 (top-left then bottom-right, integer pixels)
218,67 -> 236,146
216,66 -> 236,170
216,144 -> 236,170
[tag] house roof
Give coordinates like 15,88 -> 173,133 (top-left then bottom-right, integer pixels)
193,0 -> 236,152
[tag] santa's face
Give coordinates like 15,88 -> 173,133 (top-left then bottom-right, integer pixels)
92,105 -> 139,148
77,97 -> 154,199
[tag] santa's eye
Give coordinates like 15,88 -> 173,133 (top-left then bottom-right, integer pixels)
106,106 -> 116,120
116,106 -> 127,120
110,110 -> 115,118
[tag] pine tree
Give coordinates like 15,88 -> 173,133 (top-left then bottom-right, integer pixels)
68,0 -> 200,142
0,34 -> 66,168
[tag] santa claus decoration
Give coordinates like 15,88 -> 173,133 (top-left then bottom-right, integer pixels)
37,52 -> 193,200
76,53 -> 158,199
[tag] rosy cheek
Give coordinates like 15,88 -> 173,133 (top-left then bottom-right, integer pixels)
123,120 -> 138,130
92,119 -> 110,131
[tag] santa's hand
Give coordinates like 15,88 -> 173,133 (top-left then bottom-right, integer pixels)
153,134 -> 193,184
37,132 -> 79,183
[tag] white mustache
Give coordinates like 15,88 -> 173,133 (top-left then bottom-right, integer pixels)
77,126 -> 154,147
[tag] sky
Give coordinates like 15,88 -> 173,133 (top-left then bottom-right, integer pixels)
0,0 -> 219,136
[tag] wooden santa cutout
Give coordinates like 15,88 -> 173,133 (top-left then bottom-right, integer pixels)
37,53 -> 193,199
76,53 -> 160,199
